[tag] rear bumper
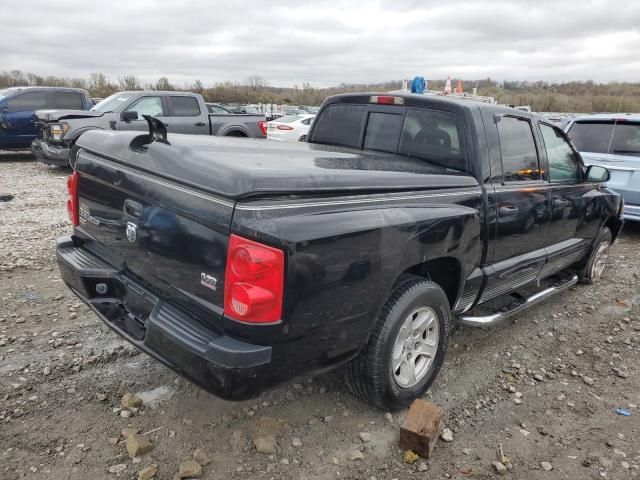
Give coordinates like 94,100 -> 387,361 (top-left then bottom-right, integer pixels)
622,203 -> 640,222
31,138 -> 70,166
56,235 -> 272,400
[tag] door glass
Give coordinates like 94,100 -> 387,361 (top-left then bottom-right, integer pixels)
7,92 -> 48,112
497,117 -> 541,182
52,92 -> 84,109
128,97 -> 164,117
540,124 -> 579,182
170,96 -> 200,117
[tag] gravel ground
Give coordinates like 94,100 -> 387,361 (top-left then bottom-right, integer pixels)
1,153 -> 639,480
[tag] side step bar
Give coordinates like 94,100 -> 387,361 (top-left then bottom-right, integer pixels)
458,274 -> 578,327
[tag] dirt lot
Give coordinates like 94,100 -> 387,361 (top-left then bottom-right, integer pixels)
1,153 -> 639,480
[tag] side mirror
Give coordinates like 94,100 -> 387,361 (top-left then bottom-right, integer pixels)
121,110 -> 139,122
586,165 -> 610,183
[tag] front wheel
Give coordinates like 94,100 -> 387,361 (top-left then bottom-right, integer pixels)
345,276 -> 450,410
579,227 -> 612,284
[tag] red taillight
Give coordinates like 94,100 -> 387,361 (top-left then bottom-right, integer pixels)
66,171 -> 79,227
224,234 -> 284,323
369,95 -> 404,105
277,125 -> 293,131
258,120 -> 267,137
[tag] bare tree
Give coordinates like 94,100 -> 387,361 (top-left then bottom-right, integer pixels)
118,75 -> 141,91
155,77 -> 174,91
192,79 -> 204,94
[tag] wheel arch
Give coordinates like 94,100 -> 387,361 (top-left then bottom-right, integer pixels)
222,127 -> 249,137
398,256 -> 463,308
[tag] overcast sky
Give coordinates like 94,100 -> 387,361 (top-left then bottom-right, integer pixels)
1,0 -> 639,87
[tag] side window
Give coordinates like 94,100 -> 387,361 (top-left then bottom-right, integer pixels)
128,96 -> 164,117
497,116 -> 540,182
52,92 -> 83,109
363,112 -> 403,153
398,109 -> 466,171
170,96 -> 200,117
540,124 -> 580,182
310,104 -> 366,148
301,117 -> 313,126
6,92 -> 48,113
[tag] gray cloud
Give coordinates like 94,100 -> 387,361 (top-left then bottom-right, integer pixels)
1,0 -> 639,87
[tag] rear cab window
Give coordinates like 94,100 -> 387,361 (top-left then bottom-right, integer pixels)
6,91 -> 48,112
567,120 -> 640,156
52,91 -> 84,109
310,103 -> 467,171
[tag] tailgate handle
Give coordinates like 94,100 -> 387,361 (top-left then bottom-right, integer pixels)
124,199 -> 143,219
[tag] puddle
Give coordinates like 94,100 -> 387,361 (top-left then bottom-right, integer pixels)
137,385 -> 174,409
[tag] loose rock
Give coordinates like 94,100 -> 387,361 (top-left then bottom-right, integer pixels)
138,464 -> 158,480
126,434 -> 153,458
291,437 -> 303,448
540,461 -> 553,471
349,449 -> 365,461
358,432 -> 371,443
254,435 -> 278,454
121,392 -> 143,409
108,464 -> 127,474
178,459 -> 202,478
492,461 -> 507,475
440,428 -> 454,442
192,448 -> 211,466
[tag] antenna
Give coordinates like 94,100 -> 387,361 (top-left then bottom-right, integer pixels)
606,94 -> 624,154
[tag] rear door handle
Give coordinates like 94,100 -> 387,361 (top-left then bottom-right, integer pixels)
124,199 -> 144,219
195,122 -> 206,127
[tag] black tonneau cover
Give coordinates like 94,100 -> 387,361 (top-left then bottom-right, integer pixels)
75,130 -> 478,200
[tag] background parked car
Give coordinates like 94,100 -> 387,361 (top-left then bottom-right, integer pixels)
0,87 -> 92,149
266,114 -> 315,142
565,114 -> 640,221
206,103 -> 231,114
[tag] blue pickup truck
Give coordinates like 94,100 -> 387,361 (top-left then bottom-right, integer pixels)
0,87 -> 92,150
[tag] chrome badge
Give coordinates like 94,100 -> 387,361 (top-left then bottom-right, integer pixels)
200,273 -> 218,291
126,222 -> 137,243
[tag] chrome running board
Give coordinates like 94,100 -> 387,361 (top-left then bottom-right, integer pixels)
458,274 -> 578,327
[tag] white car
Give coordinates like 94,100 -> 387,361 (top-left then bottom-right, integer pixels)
266,114 -> 315,142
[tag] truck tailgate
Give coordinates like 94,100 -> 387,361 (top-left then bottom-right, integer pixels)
74,149 -> 233,331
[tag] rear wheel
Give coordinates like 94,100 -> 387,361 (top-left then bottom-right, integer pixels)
298,135 -> 307,142
345,276 -> 450,410
579,227 -> 612,284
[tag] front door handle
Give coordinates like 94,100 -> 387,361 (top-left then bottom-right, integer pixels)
195,122 -> 206,127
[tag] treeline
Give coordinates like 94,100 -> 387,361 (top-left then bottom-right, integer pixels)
2,70 -> 639,112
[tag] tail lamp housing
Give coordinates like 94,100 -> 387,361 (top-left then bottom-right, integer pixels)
258,120 -> 267,137
67,171 -> 79,226
224,234 -> 284,323
277,125 -> 294,131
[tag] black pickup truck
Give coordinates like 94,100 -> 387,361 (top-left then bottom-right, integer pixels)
56,93 -> 623,410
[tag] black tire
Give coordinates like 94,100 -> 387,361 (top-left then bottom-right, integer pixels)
298,135 -> 307,142
345,276 -> 451,410
579,227 -> 612,284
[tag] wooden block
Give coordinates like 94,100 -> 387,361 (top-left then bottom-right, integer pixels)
399,399 -> 445,459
